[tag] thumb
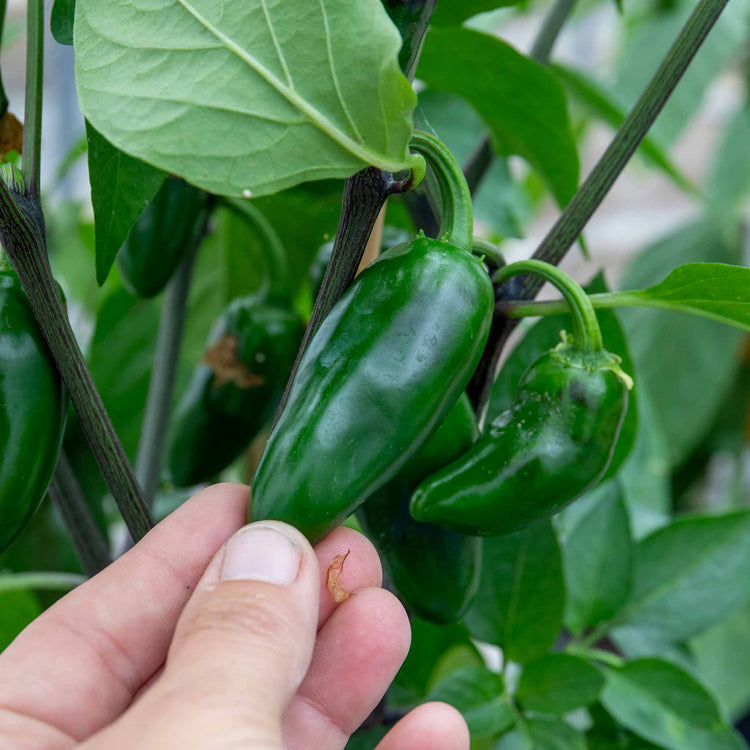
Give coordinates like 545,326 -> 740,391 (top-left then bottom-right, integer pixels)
141,521 -> 319,748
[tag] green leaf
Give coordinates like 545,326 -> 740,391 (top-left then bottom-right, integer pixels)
463,520 -> 565,664
600,659 -> 744,750
86,123 -> 167,285
51,0 -> 75,45
489,272 -> 638,480
614,263 -> 750,331
431,0 -> 521,27
75,0 -> 416,197
707,105 -> 750,214
0,590 -> 41,652
416,89 -> 528,239
517,653 -> 604,714
427,666 -> 514,737
616,510 -> 750,643
391,617 -> 481,708
497,716 -> 587,749
619,220 -> 742,467
417,27 -> 579,206
551,63 -> 695,193
344,726 -> 389,750
558,480 -> 633,635
691,601 -> 750,721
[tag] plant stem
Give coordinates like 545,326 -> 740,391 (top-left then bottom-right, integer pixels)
0,0 -> 9,116
0,186 -> 154,540
468,0 -> 730,417
464,0 -> 577,194
22,0 -> 43,196
410,131 -> 473,251
0,571 -> 87,593
135,246 -> 200,506
383,0 -> 437,82
493,260 -> 602,351
48,452 -> 112,577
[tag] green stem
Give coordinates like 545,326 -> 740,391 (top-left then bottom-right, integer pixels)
468,0 -> 730,417
272,167 -> 412,424
0,571 -> 87,593
410,131 -> 473,252
472,237 -> 505,273
223,197 -> 289,300
0,185 -> 154,540
135,243 -> 201,506
48,452 -> 112,577
464,0 -> 577,194
383,0 -> 437,83
22,0 -> 43,196
493,260 -> 602,351
528,0 -> 730,281
568,646 -> 625,668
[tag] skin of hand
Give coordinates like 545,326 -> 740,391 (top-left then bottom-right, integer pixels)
0,483 -> 469,749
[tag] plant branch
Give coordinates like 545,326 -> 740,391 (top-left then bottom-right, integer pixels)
0,571 -> 87,593
48,452 -> 112,577
383,0 -> 437,82
0,0 -> 9,116
464,0 -> 577,194
22,0 -> 43,195
0,185 -> 154,540
135,237 -> 203,506
468,0 -> 731,418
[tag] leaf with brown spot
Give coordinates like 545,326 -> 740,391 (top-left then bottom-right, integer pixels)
0,112 -> 23,157
327,551 -> 354,603
202,335 -> 264,389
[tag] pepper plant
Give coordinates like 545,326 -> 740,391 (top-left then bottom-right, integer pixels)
1,0 -> 750,746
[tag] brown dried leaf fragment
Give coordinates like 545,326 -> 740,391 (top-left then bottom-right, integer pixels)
327,550 -> 354,603
203,335 -> 264,389
0,111 -> 23,157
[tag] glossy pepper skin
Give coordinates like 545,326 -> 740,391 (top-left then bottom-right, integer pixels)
118,177 -> 209,298
0,270 -> 67,553
168,297 -> 304,487
411,343 -> 629,536
250,236 -> 494,544
357,394 -> 482,624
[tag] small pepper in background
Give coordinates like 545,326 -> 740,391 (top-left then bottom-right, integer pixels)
0,270 -> 67,553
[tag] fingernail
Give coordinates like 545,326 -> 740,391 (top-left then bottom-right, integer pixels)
221,524 -> 301,584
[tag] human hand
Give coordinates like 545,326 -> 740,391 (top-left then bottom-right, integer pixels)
0,484 -> 468,749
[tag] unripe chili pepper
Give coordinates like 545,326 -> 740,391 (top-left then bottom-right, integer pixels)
357,394 -> 482,623
0,269 -> 67,553
250,132 -> 495,543
411,260 -> 632,536
168,297 -> 304,487
118,177 -> 209,298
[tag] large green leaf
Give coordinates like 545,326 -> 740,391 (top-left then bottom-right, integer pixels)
75,0 -> 417,198
517,653 -> 604,714
463,520 -> 565,664
427,666 -> 514,737
417,27 -> 579,206
614,510 -> 750,643
552,63 -> 694,192
558,480 -> 633,635
86,123 -> 167,285
431,0 -> 520,27
619,220 -> 742,467
601,659 -> 744,750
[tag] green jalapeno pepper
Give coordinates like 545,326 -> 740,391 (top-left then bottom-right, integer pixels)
168,297 -> 304,487
0,269 -> 67,553
410,260 -> 632,536
250,132 -> 494,544
118,177 -> 209,298
357,393 -> 481,623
